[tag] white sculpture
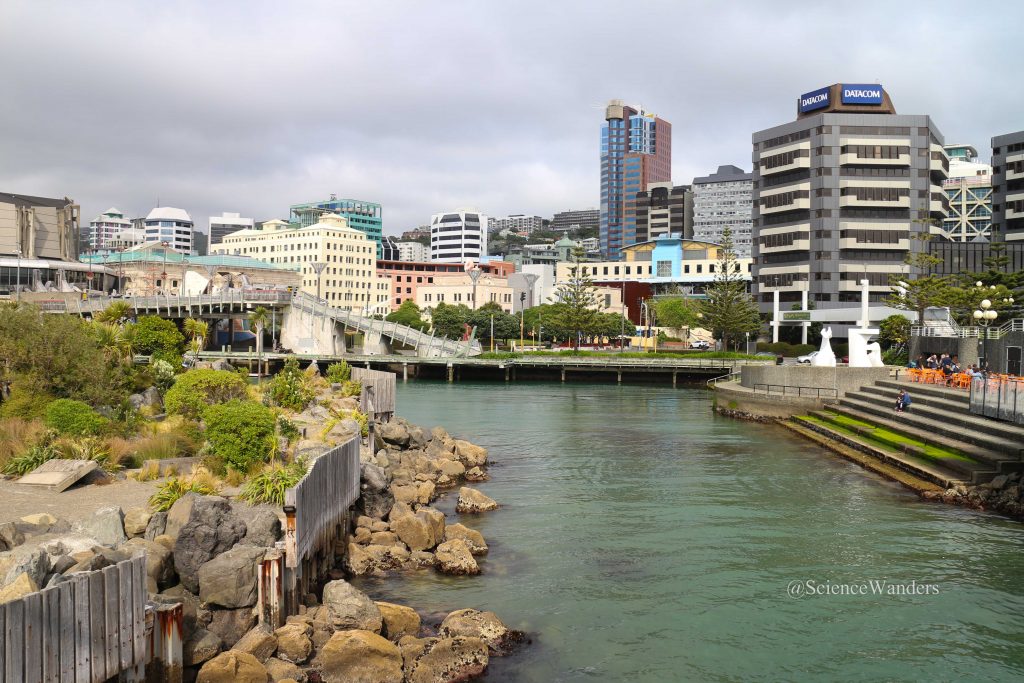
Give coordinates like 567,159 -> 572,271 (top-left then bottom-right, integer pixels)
811,326 -> 837,367
867,342 -> 885,367
848,279 -> 881,368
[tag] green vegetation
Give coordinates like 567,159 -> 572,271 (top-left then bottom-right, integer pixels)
149,475 -> 220,512
756,341 -> 816,357
204,400 -> 276,472
326,361 -> 352,384
151,359 -> 177,392
268,357 -> 315,411
44,399 -> 107,436
277,416 -> 300,444
699,226 -> 762,350
801,412 -> 976,464
131,315 -> 185,366
550,247 -> 602,351
385,300 -> 429,332
2,442 -> 59,476
654,297 -> 701,330
238,460 -> 308,505
164,369 -> 248,419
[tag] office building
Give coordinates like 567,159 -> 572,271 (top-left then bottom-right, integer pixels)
635,183 -> 691,243
416,273 -> 516,313
0,191 -> 90,297
397,241 -> 429,262
209,212 -> 254,245
144,207 -> 195,254
378,259 -> 514,311
929,240 -> 1024,275
551,208 -> 599,233
289,196 -> 383,255
751,83 -> 949,320
489,214 -> 544,235
601,101 -> 671,256
380,235 -> 400,261
429,210 -> 488,263
939,145 -> 991,242
108,228 -> 145,251
992,130 -> 1024,242
211,213 -> 381,312
87,207 -> 132,251
692,165 -> 754,257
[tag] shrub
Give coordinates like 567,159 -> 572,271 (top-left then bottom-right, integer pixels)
277,416 -> 300,444
151,360 -> 177,392
2,442 -> 59,476
325,361 -> 352,384
269,357 -> 315,411
131,316 -> 185,358
149,476 -> 219,512
339,380 -> 362,398
204,400 -> 276,472
755,341 -> 816,357
238,460 -> 307,506
0,387 -> 55,420
130,460 -> 161,482
44,399 -> 106,436
164,369 -> 248,419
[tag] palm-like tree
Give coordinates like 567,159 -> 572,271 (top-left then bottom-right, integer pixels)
95,301 -> 133,326
249,307 -> 270,382
183,318 -> 209,366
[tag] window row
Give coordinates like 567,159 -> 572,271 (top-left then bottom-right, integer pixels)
760,190 -> 809,209
839,229 -> 908,243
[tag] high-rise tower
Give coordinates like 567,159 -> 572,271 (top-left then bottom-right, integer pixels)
600,101 -> 671,257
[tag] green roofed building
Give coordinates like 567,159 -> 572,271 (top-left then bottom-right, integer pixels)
289,195 -> 383,256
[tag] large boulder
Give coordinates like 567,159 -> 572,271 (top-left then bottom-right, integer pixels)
173,496 -> 247,593
183,628 -> 222,667
0,544 -> 50,588
123,508 -> 152,538
360,463 -> 389,493
376,601 -> 421,641
389,510 -> 435,552
274,622 -> 313,664
407,423 -> 429,449
378,421 -> 410,447
264,657 -> 304,682
391,482 -> 435,506
129,386 -> 163,413
455,487 -> 498,514
231,504 -> 283,548
416,507 -> 445,544
0,572 -> 38,604
400,636 -> 489,683
144,512 -> 168,540
322,580 -> 383,632
207,607 -> 258,649
437,460 -> 465,479
356,488 -> 395,520
122,537 -> 176,589
453,440 -> 487,467
198,545 -> 265,608
317,630 -> 403,683
196,650 -> 268,683
20,513 -> 58,527
434,540 -> 479,576
74,506 -> 126,547
164,493 -> 199,539
0,522 -> 26,551
439,609 -> 521,655
443,524 -> 488,556
233,626 -> 278,663
345,543 -> 409,576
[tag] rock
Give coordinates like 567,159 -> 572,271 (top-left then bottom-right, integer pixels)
20,513 -> 58,527
123,508 -> 152,538
379,421 -> 410,447
455,487 -> 498,514
369,531 -> 399,546
234,627 -> 278,663
391,484 -> 419,505
345,543 -> 410,576
0,544 -> 50,587
184,628 -> 223,667
207,607 -> 258,648
434,540 -> 480,576
0,572 -> 38,604
173,496 -> 247,593
437,460 -> 466,479
317,630 -> 403,683
274,622 -> 313,664
144,512 -> 168,540
464,467 -> 488,482
164,493 -> 198,540
294,440 -> 329,461
153,585 -> 203,633
409,551 -> 436,569
322,579 -> 383,632
443,524 -> 488,556
436,474 -> 453,488
231,504 -> 283,548
361,463 -> 389,492
390,510 -> 435,552
264,657 -> 304,682
989,474 -> 1010,490
73,506 -> 126,547
429,426 -> 452,444
356,488 -> 395,520
51,555 -> 75,574
196,650 -> 268,683
122,537 -> 176,589
0,522 -> 26,551
355,516 -> 375,529
198,545 -> 265,609
400,636 -> 489,683
369,519 -> 389,532
129,386 -> 164,412
417,507 -> 445,544
407,424 -> 429,449
439,609 -> 520,654
376,601 -> 421,641
453,440 -> 487,467
390,468 -> 413,486
352,527 -> 372,545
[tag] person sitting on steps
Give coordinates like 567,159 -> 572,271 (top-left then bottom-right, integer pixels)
895,389 -> 911,413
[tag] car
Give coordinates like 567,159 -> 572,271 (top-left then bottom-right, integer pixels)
690,340 -> 711,350
797,351 -> 818,364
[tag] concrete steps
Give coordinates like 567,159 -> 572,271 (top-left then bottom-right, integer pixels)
808,409 -> 998,484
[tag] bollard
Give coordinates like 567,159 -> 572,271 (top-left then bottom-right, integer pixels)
258,551 -> 285,630
146,603 -> 183,683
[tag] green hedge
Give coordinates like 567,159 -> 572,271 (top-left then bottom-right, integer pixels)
164,369 -> 248,419
204,400 -> 276,472
44,399 -> 107,436
756,342 -> 816,357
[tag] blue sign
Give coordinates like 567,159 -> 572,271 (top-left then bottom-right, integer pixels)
799,86 -> 830,113
841,84 -> 883,105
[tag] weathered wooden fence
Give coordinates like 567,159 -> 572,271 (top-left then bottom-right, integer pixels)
0,554 -> 182,683
351,367 -> 396,422
281,434 -> 361,614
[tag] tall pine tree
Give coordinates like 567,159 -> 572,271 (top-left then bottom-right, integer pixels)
700,226 -> 761,350
550,247 -> 603,350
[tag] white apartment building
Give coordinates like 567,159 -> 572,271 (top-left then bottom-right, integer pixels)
416,273 -> 515,313
144,207 -> 195,254
211,213 -> 382,312
108,228 -> 145,251
489,214 -> 544,235
397,241 -> 429,262
88,207 -> 132,251
209,211 -> 254,244
430,210 -> 488,263
692,165 -> 754,257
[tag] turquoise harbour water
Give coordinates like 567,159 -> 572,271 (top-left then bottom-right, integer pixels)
351,381 -> 1024,682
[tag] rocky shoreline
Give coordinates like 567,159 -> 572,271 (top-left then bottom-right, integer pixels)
922,473 -> 1024,520
0,411 -> 524,682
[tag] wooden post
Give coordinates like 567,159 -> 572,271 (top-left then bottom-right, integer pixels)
447,363 -> 454,383
258,551 -> 285,630
147,603 -> 183,683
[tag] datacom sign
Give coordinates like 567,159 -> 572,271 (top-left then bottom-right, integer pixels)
841,84 -> 884,105
799,86 -> 831,113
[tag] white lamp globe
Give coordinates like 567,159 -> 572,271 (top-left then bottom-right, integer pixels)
986,310 -> 998,321
974,310 -> 984,320
981,299 -> 992,309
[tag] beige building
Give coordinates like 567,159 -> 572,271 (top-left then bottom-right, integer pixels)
211,214 -> 383,313
416,273 -> 516,313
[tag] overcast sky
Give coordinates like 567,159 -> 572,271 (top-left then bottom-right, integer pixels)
2,1 -> 1021,236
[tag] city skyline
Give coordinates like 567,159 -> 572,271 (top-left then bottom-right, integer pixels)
1,1 -> 1022,238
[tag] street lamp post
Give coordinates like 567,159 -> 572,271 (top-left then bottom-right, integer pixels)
466,263 -> 482,310
519,292 -> 526,351
311,262 -> 328,300
973,298 -> 998,371
15,247 -> 21,304
160,241 -> 169,295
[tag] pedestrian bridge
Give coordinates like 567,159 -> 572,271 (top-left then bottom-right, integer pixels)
34,289 -> 481,358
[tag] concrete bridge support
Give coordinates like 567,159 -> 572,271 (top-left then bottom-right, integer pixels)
280,306 -> 344,355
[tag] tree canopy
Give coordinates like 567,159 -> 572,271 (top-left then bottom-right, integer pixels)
386,300 -> 429,331
549,247 -> 604,350
699,227 -> 761,349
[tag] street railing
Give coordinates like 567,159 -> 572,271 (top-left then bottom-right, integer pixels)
969,376 -> 1024,425
753,383 -> 838,399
